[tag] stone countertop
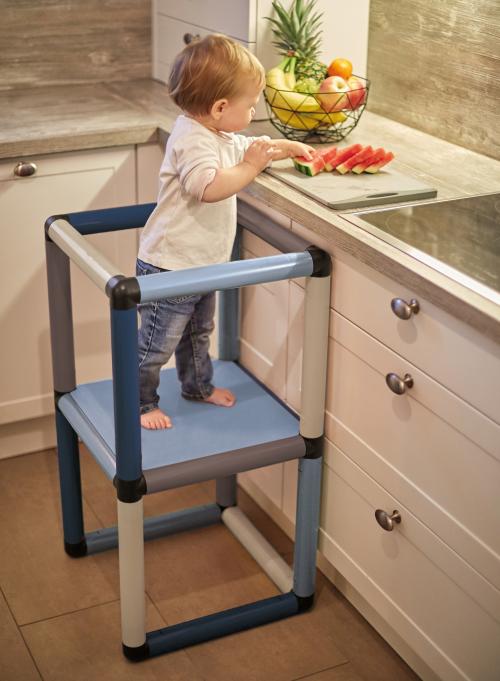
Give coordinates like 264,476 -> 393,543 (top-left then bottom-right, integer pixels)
1,78 -> 500,340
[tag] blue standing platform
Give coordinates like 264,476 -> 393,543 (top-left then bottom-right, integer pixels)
45,202 -> 331,660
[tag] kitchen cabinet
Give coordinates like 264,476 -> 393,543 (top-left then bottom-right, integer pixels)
237,201 -> 500,681
0,147 -> 137,457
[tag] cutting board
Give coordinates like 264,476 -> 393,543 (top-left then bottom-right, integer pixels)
266,159 -> 437,210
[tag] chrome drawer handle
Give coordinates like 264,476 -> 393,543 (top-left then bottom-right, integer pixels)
375,509 -> 401,531
386,372 -> 413,395
183,32 -> 200,44
391,297 -> 420,320
14,161 -> 37,177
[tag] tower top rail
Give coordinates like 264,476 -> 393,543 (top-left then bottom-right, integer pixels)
45,204 -> 330,305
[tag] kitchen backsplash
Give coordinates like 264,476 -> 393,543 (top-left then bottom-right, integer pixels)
367,0 -> 500,160
0,0 -> 151,90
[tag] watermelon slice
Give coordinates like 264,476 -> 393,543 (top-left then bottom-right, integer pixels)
336,146 -> 374,174
326,143 -> 362,171
322,147 -> 338,171
364,151 -> 395,173
293,152 -> 325,176
352,147 -> 386,174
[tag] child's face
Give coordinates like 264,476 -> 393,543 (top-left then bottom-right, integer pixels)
216,80 -> 263,132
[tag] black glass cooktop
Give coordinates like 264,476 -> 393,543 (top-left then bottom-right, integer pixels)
352,193 -> 500,296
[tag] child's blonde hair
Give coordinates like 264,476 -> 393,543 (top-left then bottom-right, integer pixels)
168,34 -> 265,115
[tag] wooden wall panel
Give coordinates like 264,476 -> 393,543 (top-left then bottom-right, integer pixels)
0,0 -> 151,90
367,0 -> 500,160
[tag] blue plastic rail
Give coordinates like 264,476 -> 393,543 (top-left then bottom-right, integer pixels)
137,252 -> 314,303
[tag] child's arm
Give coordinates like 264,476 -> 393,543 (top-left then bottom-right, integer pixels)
202,138 -> 275,203
269,139 -> 316,161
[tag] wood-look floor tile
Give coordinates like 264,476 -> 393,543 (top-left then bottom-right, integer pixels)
294,663 -> 363,680
22,598 -> 204,681
298,574 -> 421,681
0,450 -> 120,625
80,446 -> 213,527
144,522 -> 272,606
150,530 -> 347,681
0,589 -> 41,681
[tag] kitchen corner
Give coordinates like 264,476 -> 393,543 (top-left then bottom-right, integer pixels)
1,2 -> 500,681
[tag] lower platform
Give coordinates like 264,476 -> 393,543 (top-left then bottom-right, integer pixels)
59,360 -> 305,491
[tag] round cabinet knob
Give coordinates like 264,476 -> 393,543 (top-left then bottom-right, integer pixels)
375,509 -> 401,531
14,161 -> 37,177
391,297 -> 420,320
385,372 -> 413,395
183,33 -> 200,44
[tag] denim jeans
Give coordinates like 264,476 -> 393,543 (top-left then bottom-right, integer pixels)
136,259 -> 215,414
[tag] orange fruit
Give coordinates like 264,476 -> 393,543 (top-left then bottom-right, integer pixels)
327,58 -> 353,80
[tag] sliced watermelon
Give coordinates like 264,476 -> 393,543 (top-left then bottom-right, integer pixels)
364,151 -> 395,173
336,146 -> 374,174
293,152 -> 325,176
322,147 -> 338,171
326,143 -> 362,171
317,145 -> 337,160
352,147 -> 386,174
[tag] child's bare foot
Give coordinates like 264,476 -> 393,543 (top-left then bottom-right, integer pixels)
204,387 -> 236,407
140,408 -> 172,430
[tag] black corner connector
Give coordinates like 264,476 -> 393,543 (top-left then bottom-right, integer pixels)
64,538 -> 88,558
44,214 -> 69,241
296,593 -> 315,612
113,475 -> 147,503
302,435 -> 323,459
106,275 -> 141,310
122,642 -> 149,662
306,246 -> 331,277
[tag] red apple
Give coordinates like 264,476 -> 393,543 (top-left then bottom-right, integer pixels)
317,76 -> 350,112
346,76 -> 367,109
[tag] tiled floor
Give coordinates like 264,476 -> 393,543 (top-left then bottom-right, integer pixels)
0,447 -> 421,681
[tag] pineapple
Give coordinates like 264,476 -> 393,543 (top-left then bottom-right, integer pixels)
266,0 -> 328,85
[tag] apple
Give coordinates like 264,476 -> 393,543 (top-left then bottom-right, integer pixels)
346,76 -> 367,110
317,76 -> 350,113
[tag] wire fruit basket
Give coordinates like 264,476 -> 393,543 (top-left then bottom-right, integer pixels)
264,75 -> 370,144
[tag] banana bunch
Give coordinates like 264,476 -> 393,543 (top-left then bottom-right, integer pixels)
265,58 -> 346,130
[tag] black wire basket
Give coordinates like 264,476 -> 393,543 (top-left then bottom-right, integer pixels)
264,75 -> 370,144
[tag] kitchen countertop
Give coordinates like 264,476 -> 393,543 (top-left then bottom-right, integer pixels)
1,78 -> 500,341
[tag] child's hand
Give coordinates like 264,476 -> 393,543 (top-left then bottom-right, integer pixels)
284,141 -> 316,159
244,139 -> 275,172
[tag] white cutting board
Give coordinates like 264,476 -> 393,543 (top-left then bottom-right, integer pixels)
266,159 -> 437,210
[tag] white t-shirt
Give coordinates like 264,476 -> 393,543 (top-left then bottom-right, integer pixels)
138,115 -> 268,270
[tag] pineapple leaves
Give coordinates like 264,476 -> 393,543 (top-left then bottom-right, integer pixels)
265,0 -> 324,60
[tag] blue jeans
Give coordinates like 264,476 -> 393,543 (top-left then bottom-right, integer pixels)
136,259 -> 215,414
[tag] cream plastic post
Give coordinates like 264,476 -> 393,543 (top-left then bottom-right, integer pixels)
117,499 -> 146,648
300,275 -> 331,438
48,219 -> 119,292
222,506 -> 293,593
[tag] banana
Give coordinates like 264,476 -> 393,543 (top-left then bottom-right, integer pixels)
265,57 -> 348,130
265,85 -> 321,113
271,106 -> 347,130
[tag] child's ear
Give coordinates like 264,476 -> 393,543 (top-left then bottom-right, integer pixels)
211,98 -> 228,120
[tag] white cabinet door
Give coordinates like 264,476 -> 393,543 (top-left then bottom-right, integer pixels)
0,147 -> 136,428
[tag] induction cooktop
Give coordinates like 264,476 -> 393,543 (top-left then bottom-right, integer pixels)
346,192 -> 500,297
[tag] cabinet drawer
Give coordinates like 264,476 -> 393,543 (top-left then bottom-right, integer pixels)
326,310 -> 500,589
321,440 -> 500,681
155,0 -> 253,41
331,252 -> 500,425
153,14 -> 253,84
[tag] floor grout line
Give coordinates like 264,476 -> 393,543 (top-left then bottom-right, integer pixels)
18,598 -> 121,629
290,660 -> 352,681
0,584 -> 44,681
